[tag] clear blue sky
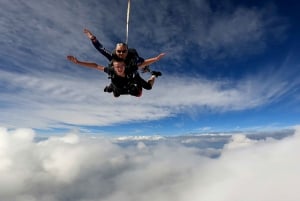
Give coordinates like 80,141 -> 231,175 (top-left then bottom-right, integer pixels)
0,0 -> 299,136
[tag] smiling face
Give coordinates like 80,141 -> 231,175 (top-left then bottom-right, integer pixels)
112,61 -> 126,77
115,43 -> 128,60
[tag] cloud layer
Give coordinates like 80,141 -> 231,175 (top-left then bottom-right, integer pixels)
0,126 -> 299,201
0,66 -> 295,129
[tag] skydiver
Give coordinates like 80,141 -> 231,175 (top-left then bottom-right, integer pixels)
83,29 -> 163,73
83,28 -> 165,94
66,56 -> 161,97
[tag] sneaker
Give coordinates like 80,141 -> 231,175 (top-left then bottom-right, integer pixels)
141,65 -> 151,73
151,71 -> 162,77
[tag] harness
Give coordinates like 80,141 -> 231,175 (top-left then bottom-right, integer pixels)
106,49 -> 143,96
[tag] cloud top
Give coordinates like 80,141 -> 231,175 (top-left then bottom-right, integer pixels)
0,126 -> 299,201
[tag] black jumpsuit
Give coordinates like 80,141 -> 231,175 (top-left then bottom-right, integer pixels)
91,37 -> 152,96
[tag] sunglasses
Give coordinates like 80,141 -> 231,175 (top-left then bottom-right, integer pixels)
116,50 -> 127,53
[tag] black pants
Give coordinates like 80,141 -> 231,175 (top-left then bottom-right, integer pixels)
107,75 -> 151,97
107,83 -> 142,97
133,74 -> 152,90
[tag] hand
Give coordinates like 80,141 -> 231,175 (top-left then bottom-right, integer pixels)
67,55 -> 78,64
83,28 -> 95,40
156,53 -> 166,61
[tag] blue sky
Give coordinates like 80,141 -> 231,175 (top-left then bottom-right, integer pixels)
1,0 -> 300,136
1,1 -> 300,199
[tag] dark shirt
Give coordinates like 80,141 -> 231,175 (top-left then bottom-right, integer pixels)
91,38 -> 144,72
104,67 -> 130,90
92,38 -> 150,95
112,48 -> 144,70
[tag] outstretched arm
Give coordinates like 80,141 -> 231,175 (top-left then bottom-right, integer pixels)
66,55 -> 105,71
84,29 -> 113,61
138,53 -> 166,68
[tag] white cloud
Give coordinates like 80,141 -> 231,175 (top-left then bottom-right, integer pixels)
0,0 -> 296,130
1,54 -> 297,130
0,63 -> 294,129
0,126 -> 299,201
129,0 -> 286,61
0,0 -> 287,69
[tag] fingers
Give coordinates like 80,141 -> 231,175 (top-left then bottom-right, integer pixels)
160,53 -> 166,57
66,55 -> 73,61
157,53 -> 166,60
66,55 -> 77,63
83,28 -> 94,39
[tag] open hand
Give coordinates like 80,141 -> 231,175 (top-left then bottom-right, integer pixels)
67,55 -> 78,64
156,53 -> 166,61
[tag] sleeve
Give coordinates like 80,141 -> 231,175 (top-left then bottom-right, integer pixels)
128,48 -> 144,66
91,37 -> 113,61
103,67 -> 110,74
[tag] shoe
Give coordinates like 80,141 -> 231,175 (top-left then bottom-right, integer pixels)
151,71 -> 162,77
113,91 -> 120,97
141,65 -> 151,73
104,86 -> 113,93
